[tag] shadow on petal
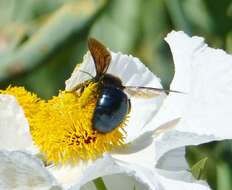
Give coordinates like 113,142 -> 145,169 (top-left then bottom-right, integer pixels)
113,118 -> 181,155
153,118 -> 181,137
112,131 -> 154,154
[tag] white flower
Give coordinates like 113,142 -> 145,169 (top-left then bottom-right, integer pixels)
0,31 -> 231,190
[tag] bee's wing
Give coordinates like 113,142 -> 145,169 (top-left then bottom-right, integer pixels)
88,38 -> 111,78
124,86 -> 182,99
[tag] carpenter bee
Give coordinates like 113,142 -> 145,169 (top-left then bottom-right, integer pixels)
71,38 -> 180,133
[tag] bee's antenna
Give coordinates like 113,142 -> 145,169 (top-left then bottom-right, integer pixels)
79,69 -> 95,80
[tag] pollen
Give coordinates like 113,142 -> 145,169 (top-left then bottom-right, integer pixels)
30,82 -> 127,164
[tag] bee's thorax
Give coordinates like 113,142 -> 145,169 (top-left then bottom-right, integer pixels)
99,74 -> 124,89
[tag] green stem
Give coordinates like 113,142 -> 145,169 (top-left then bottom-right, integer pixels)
93,177 -> 108,190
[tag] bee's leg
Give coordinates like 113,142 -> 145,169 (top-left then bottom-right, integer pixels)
79,82 -> 99,107
66,83 -> 83,93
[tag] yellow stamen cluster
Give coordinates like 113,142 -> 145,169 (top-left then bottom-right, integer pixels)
1,84 -> 127,164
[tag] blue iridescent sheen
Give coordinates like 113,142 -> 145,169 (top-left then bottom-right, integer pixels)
93,86 -> 129,133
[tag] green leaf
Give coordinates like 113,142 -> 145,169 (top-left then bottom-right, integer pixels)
181,0 -> 213,33
137,0 -> 174,86
226,32 -> 232,54
163,0 -> 192,34
93,177 -> 108,190
217,162 -> 232,190
90,0 -> 141,52
0,0 -> 108,82
0,0 -> 70,55
191,157 -> 208,180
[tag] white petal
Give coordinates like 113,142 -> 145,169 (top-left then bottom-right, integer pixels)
155,171 -> 211,190
0,95 -> 35,151
48,161 -> 90,189
65,52 -> 96,90
124,94 -> 165,142
113,135 -> 198,187
112,131 -> 156,169
0,151 -> 60,190
66,154 -> 210,190
153,31 -> 232,160
49,154 -> 159,190
69,154 -> 162,190
108,52 -> 162,88
155,147 -> 189,171
154,147 -> 204,186
65,51 -> 165,142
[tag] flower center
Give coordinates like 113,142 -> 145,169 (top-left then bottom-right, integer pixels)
1,84 -> 127,164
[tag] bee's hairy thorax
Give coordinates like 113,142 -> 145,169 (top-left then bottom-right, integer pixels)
98,74 -> 124,90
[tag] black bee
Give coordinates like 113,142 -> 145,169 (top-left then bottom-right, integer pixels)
72,38 -> 180,133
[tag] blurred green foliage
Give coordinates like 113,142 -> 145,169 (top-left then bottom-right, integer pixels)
0,0 -> 231,189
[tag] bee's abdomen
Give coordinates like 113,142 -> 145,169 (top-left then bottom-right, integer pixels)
93,86 -> 129,133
